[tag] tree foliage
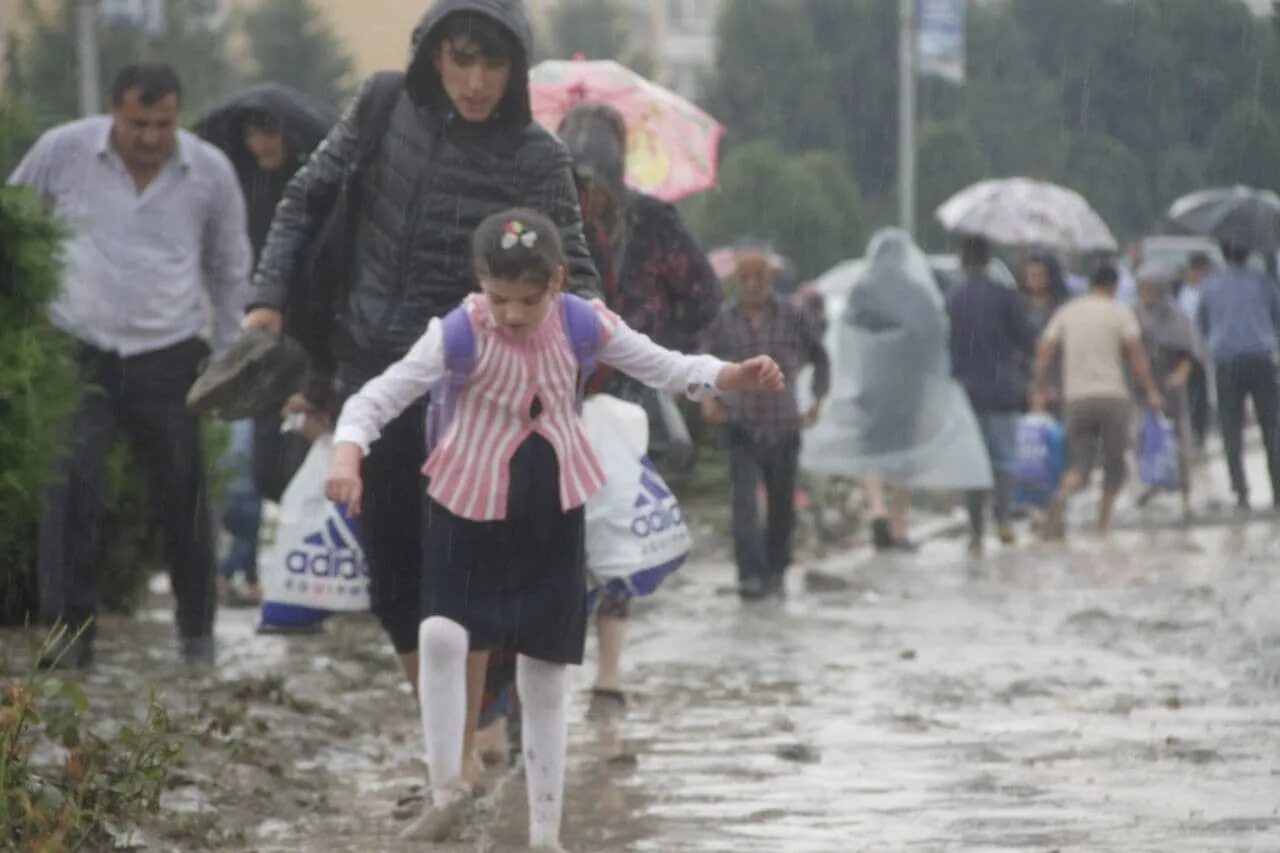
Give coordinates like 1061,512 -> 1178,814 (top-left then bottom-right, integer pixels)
0,188 -> 81,622
704,0 -> 1280,257
238,0 -> 356,108
4,0 -> 239,130
690,140 -> 866,279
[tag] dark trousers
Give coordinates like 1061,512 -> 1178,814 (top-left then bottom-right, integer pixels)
1187,361 -> 1211,449
38,338 -> 216,639
728,428 -> 800,587
360,400 -> 427,654
1215,354 -> 1280,503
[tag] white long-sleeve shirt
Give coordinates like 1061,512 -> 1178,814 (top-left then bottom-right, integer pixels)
8,116 -> 251,356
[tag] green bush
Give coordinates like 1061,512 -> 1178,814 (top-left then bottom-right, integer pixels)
1,628 -> 181,849
0,187 -> 82,623
0,185 -> 232,623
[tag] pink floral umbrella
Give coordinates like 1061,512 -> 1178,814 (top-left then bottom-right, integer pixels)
529,58 -> 724,203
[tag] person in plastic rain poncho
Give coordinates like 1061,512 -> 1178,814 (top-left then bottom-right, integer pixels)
801,228 -> 992,548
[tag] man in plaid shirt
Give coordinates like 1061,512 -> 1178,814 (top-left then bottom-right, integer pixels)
704,251 -> 831,599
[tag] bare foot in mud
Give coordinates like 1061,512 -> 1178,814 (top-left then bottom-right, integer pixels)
475,716 -> 508,766
399,781 -> 470,841
462,749 -> 487,792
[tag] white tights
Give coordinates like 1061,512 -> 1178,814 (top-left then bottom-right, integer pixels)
418,616 -> 568,847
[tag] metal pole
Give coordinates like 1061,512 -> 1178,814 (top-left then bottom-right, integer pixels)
898,0 -> 916,237
77,0 -> 101,116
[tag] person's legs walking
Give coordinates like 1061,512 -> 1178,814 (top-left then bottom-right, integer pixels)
517,654 -> 569,849
727,428 -> 768,595
1242,356 -> 1280,506
37,347 -> 118,665
1187,361 -> 1210,450
987,414 -> 1019,543
122,340 -> 217,654
967,415 -> 996,551
1047,402 -> 1100,539
762,434 -> 800,593
1216,359 -> 1249,506
369,403 -> 429,688
1097,399 -> 1131,534
402,616 -> 471,841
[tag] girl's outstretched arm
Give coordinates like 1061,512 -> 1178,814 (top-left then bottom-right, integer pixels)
598,309 -> 783,397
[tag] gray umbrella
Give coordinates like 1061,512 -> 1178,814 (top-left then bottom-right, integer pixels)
1166,185 -> 1280,252
936,177 -> 1117,252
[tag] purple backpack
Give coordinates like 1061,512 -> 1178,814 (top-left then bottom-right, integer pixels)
425,294 -> 602,453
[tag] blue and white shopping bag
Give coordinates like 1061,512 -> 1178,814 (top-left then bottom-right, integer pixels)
1138,410 -> 1180,491
1014,413 -> 1066,508
260,434 -> 371,614
582,395 -> 692,607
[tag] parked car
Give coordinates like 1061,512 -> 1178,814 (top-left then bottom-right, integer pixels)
1139,235 -> 1224,272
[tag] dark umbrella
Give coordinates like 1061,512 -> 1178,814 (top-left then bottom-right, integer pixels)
193,84 -> 336,175
1166,185 -> 1280,252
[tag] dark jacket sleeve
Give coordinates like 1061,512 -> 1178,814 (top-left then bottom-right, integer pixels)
1008,288 -> 1037,363
651,201 -> 723,348
248,79 -> 365,311
522,137 -> 601,299
798,306 -> 831,399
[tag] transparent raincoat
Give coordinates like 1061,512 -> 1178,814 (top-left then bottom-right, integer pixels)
800,229 -> 993,489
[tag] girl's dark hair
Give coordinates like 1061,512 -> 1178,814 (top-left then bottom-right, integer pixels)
435,11 -> 517,59
473,208 -> 565,287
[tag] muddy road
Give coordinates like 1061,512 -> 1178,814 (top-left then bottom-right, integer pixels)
3,452 -> 1278,851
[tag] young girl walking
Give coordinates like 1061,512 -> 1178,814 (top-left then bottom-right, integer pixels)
326,209 -> 782,849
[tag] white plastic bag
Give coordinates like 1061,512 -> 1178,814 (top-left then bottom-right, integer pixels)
259,433 -> 371,612
582,395 -> 691,598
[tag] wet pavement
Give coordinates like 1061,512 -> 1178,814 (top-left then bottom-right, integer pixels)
3,448 -> 1279,851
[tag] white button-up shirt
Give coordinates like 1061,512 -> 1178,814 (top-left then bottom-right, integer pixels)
7,115 -> 250,356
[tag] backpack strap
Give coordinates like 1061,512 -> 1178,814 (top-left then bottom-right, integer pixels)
424,305 -> 476,452
560,294 -> 603,411
351,71 -> 404,172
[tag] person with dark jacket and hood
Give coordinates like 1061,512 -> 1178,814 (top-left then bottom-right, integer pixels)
241,0 -> 600,802
196,85 -> 338,609
947,236 -> 1036,556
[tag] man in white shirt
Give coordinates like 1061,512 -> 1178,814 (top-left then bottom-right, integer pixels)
9,62 -> 251,668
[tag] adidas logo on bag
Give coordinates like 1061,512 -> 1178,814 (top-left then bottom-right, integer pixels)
282,504 -> 370,597
631,460 -> 684,539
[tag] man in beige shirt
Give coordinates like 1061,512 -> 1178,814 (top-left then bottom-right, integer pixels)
1034,265 -> 1163,537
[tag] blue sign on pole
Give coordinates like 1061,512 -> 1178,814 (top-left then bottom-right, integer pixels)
99,0 -> 166,38
917,0 -> 965,84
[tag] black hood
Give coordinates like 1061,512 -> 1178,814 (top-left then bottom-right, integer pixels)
405,0 -> 533,129
559,106 -> 627,207
194,84 -> 337,172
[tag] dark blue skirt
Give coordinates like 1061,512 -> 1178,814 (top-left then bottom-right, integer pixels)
422,433 -> 588,665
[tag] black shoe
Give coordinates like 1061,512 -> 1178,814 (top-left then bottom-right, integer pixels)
37,629 -> 94,670
1235,495 -> 1251,515
180,635 -> 216,666
737,576 -> 769,600
586,688 -> 627,723
871,518 -> 894,551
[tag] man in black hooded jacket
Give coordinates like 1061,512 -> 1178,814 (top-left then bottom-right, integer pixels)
242,0 -> 599,746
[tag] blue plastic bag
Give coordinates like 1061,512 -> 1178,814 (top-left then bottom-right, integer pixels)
1014,414 -> 1066,508
1138,411 -> 1180,490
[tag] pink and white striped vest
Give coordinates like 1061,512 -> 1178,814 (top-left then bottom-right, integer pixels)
422,293 -> 612,521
